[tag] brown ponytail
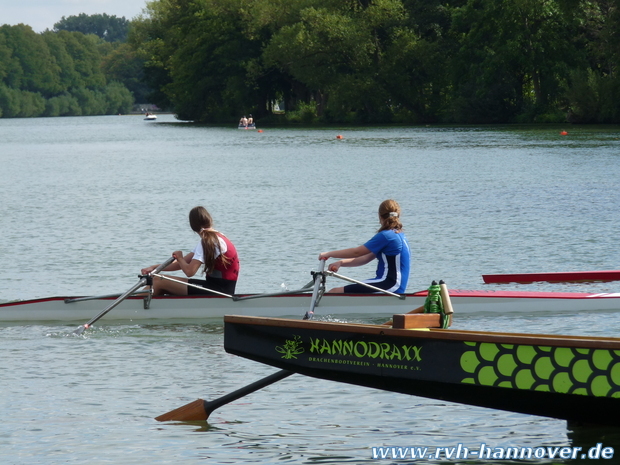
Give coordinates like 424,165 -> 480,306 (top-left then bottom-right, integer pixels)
189,206 -> 230,274
377,199 -> 403,232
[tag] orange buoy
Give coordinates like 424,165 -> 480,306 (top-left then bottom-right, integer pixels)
257,129 -> 263,133
336,135 -> 343,139
560,131 -> 568,136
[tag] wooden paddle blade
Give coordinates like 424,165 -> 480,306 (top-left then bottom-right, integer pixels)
155,399 -> 208,422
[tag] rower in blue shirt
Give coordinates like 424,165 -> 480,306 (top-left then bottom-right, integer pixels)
319,199 -> 411,294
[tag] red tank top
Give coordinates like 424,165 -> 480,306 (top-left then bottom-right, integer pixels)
209,233 -> 240,281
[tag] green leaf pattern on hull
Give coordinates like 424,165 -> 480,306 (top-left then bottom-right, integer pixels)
460,342 -> 620,398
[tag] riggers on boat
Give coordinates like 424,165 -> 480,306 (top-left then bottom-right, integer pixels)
223,314 -> 620,426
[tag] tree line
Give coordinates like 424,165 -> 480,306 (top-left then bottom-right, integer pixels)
131,0 -> 620,124
0,14 -> 145,118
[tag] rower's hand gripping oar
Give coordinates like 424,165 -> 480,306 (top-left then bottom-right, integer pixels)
155,370 -> 294,422
304,259 -> 326,320
73,256 -> 175,335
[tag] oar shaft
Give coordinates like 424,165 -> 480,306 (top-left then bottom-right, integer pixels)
155,370 -> 294,422
232,287 -> 313,301
204,370 -> 293,415
151,273 -> 234,298
75,256 -> 175,333
82,279 -> 148,327
325,271 -> 405,299
65,290 -> 150,304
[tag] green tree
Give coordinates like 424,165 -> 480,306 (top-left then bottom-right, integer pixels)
101,42 -> 150,103
103,81 -> 134,113
55,30 -> 107,88
0,24 -> 63,96
129,0 -> 620,124
0,24 -> 136,118
448,0 -> 583,122
54,14 -> 131,42
133,0 -> 262,121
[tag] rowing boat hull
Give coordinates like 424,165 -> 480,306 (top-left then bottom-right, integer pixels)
1,289 -> 619,322
224,316 -> 620,425
0,293 -> 416,323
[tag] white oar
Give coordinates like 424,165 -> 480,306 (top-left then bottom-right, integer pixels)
304,260 -> 326,320
73,256 -> 175,335
324,270 -> 406,299
151,273 -> 234,298
65,290 -> 150,304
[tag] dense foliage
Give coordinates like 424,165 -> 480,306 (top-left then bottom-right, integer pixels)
131,0 -> 620,124
0,18 -> 140,118
54,13 -> 131,42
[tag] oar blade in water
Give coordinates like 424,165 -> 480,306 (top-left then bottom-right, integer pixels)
155,399 -> 208,422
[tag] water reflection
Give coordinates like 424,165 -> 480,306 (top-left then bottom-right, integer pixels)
567,424 -> 620,464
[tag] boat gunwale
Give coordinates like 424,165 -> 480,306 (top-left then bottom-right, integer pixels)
0,292 -> 425,308
3,288 -> 619,308
224,315 -> 620,349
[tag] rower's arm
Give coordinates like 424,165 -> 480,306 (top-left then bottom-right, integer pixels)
337,252 -> 375,268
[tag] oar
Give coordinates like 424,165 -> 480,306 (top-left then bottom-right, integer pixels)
151,273 -> 234,298
303,260 -> 325,320
155,370 -> 293,422
65,290 -> 150,304
73,256 -> 175,335
324,270 -> 406,299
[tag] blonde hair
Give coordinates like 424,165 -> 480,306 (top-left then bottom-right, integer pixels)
377,199 -> 403,232
188,206 -> 230,274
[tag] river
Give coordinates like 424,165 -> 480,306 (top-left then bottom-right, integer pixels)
1,115 -> 619,464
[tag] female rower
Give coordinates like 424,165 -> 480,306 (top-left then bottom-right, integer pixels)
318,199 -> 410,294
141,206 -> 240,296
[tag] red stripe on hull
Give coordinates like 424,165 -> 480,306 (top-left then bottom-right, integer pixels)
482,270 -> 620,284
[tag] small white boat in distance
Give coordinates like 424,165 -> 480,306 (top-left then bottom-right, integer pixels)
238,123 -> 256,130
1,289 -> 619,323
144,112 -> 157,120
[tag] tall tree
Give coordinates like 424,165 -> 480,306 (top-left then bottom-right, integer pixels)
101,43 -> 150,103
132,0 -> 263,121
0,24 -> 63,95
54,14 -> 131,42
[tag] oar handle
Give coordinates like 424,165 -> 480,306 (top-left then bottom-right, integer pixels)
75,256 -> 175,333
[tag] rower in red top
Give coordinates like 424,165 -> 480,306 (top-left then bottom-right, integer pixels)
141,206 -> 240,296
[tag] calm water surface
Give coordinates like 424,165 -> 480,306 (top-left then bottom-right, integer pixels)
1,115 -> 620,464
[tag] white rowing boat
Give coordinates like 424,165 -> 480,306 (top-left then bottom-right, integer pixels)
1,289 -> 619,323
